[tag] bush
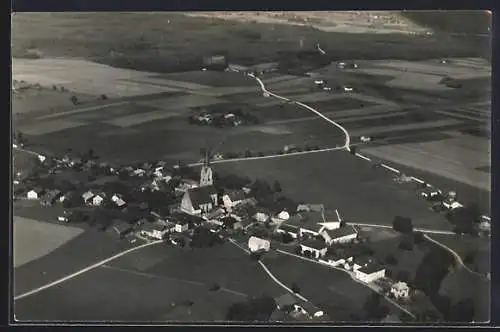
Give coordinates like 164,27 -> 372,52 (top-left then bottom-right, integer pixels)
100,94 -> 108,100
398,235 -> 414,251
413,231 -> 425,244
385,254 -> 398,265
70,95 -> 79,105
291,283 -> 300,294
244,150 -> 252,158
209,282 -> 221,291
397,270 -> 410,283
392,216 -> 413,234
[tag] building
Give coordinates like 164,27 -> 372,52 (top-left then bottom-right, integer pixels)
174,219 -> 190,233
140,223 -> 171,240
296,203 -> 325,213
418,187 -> 442,200
82,191 -> 95,205
109,220 -> 133,239
180,185 -> 218,215
354,264 -> 386,283
111,193 -> 127,208
253,211 -> 270,223
321,225 -> 358,245
222,190 -> 246,210
92,193 -> 106,207
352,256 -> 376,271
319,252 -> 354,267
390,281 -> 410,300
221,216 -> 243,230
442,197 -> 463,210
276,223 -> 299,239
275,293 -> 298,311
27,187 -> 45,200
300,239 -> 327,259
248,236 -> 271,253
276,210 -> 290,221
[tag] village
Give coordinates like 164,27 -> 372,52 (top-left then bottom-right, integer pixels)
13,127 -> 490,322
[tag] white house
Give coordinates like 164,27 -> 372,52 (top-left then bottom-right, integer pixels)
92,194 -> 106,206
300,239 -> 327,259
27,188 -> 45,200
111,194 -> 127,208
319,253 -> 354,267
37,154 -> 47,163
253,212 -> 270,223
133,168 -> 146,177
248,236 -> 271,253
276,223 -> 299,239
180,185 -> 218,215
277,210 -> 290,221
174,219 -> 190,233
443,197 -> 463,210
321,225 -> 358,245
222,190 -> 246,210
82,191 -> 95,205
390,281 -> 410,300
354,264 -> 386,283
140,224 -> 171,240
419,187 -> 442,200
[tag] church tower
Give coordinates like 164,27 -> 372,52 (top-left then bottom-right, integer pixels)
199,152 -> 213,187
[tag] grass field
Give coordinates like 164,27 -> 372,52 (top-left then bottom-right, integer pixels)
13,217 -> 84,268
12,88 -> 97,115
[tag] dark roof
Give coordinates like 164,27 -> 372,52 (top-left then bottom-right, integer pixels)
301,238 -> 327,250
224,190 -> 246,202
358,263 -> 385,275
221,216 -> 239,226
275,293 -> 298,308
187,185 -> 217,207
298,211 -> 325,224
112,219 -> 133,232
279,224 -> 299,233
326,225 -> 358,239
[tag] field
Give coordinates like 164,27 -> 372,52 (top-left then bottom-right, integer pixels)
15,243 -> 284,322
13,217 -> 84,268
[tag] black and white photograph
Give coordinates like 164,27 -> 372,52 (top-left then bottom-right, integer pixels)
11,10 -> 492,324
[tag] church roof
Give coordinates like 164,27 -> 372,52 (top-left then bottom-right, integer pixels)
187,185 -> 217,207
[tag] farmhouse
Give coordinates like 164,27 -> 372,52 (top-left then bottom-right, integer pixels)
27,187 -> 45,200
300,239 -> 327,259
222,190 -> 246,209
442,197 -> 463,210
108,219 -> 133,239
174,219 -> 190,233
352,256 -> 376,271
319,252 -> 354,267
276,223 -> 300,239
253,211 -> 270,223
391,281 -> 410,300
82,191 -> 95,205
180,185 -> 218,215
92,193 -> 107,206
140,223 -> 171,240
221,216 -> 243,230
248,236 -> 271,253
354,264 -> 386,283
111,193 -> 127,208
320,225 -> 358,245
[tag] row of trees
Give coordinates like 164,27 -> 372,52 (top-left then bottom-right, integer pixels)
223,145 -> 322,160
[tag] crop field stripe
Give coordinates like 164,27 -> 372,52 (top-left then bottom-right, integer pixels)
14,240 -> 164,301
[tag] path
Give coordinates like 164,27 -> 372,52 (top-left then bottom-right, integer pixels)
14,240 -> 164,300
347,222 -> 456,235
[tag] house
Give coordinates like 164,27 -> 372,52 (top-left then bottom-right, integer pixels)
298,301 -> 324,319
133,168 -> 146,177
222,190 -> 247,209
253,211 -> 270,223
174,219 -> 190,233
300,239 -> 327,259
352,256 -> 376,271
319,252 -> 354,267
276,223 -> 300,239
111,193 -> 127,208
275,293 -> 298,311
390,281 -> 410,300
205,208 -> 225,220
248,236 -> 271,253
92,193 -> 107,206
82,191 -> 95,205
27,187 -> 45,200
140,223 -> 171,240
442,197 -> 463,210
108,219 -> 133,238
276,210 -> 290,221
418,187 -> 442,200
320,225 -> 358,245
180,185 -> 218,215
221,216 -> 243,230
296,203 -> 324,213
41,189 -> 62,206
354,264 -> 386,283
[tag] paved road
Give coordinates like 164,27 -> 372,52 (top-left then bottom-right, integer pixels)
14,240 -> 164,301
347,222 -> 456,235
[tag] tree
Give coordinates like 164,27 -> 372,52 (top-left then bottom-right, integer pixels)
413,231 -> 425,244
291,283 -> 300,294
350,146 -> 357,155
244,149 -> 252,158
385,254 -> 398,265
273,180 -> 282,193
282,232 -> 293,244
392,216 -> 413,234
70,95 -> 79,105
397,270 -> 410,282
398,235 -> 414,251
100,94 -> 108,100
208,282 -> 220,291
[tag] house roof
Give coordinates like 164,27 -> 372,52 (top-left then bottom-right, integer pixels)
297,204 -> 325,213
224,190 -> 246,202
187,185 -> 217,207
112,219 -> 133,232
278,223 -> 299,233
301,238 -> 327,251
327,225 -> 358,240
358,263 -> 384,275
275,293 -> 298,308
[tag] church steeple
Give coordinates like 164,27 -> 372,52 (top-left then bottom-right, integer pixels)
199,150 -> 213,187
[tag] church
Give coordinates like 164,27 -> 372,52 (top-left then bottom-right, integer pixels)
180,158 -> 218,215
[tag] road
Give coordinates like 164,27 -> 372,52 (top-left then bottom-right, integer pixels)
347,222 -> 456,235
14,240 -> 164,301
275,249 -> 416,320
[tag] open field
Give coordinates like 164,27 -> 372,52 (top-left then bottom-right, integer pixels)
15,243 -> 285,322
13,217 -> 84,268
12,88 -> 97,115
